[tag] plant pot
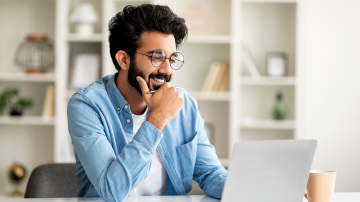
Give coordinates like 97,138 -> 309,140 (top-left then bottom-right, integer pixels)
9,107 -> 23,116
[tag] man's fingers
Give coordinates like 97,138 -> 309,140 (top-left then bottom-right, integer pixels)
136,76 -> 150,95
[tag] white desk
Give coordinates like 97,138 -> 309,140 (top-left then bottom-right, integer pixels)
1,193 -> 360,201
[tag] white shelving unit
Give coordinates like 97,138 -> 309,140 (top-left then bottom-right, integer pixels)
228,0 -> 304,154
0,0 -> 57,195
0,1 -> 305,189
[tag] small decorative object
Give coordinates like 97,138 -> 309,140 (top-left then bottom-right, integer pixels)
0,88 -> 33,116
14,33 -> 54,73
9,97 -> 34,116
271,92 -> 288,120
70,3 -> 99,36
8,162 -> 27,197
266,52 -> 287,77
70,53 -> 100,89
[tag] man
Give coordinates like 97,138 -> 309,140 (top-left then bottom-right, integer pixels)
67,4 -> 227,202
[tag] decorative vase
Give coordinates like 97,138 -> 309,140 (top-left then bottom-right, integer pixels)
14,33 -> 54,73
271,92 -> 288,120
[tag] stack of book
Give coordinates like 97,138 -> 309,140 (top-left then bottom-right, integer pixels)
201,61 -> 230,92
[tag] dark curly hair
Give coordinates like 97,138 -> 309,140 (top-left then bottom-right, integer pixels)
108,4 -> 188,71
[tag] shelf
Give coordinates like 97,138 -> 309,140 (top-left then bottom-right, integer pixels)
114,0 -> 149,2
242,0 -> 297,3
241,76 -> 296,86
0,116 -> 55,126
67,34 -> 103,42
240,119 -> 295,130
0,73 -> 55,83
186,35 -> 232,44
189,91 -> 230,101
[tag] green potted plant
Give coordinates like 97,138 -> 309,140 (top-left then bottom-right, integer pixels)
0,88 -> 33,116
9,98 -> 34,116
0,88 -> 18,115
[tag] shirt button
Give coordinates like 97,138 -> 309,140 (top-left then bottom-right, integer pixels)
124,105 -> 128,109
117,107 -> 120,111
127,119 -> 130,123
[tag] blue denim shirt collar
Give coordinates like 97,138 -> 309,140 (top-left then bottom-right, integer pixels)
105,73 -> 130,114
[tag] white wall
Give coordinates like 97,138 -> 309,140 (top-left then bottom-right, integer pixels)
304,0 -> 360,191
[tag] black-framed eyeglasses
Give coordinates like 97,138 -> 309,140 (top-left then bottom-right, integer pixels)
135,49 -> 184,70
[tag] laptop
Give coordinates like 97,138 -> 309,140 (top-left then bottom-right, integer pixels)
221,139 -> 317,202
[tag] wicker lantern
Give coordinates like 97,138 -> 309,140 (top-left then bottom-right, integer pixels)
14,34 -> 54,73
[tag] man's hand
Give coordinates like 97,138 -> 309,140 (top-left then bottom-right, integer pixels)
137,76 -> 184,131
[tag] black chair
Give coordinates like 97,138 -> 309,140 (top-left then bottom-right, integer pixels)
24,163 -> 80,198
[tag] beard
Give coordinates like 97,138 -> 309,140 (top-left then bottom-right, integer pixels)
127,60 -> 171,96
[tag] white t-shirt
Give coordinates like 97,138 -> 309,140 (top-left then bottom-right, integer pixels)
128,108 -> 168,196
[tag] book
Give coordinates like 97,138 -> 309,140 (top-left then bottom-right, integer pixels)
211,62 -> 227,91
42,85 -> 55,117
202,62 -> 220,92
202,61 -> 230,92
241,44 -> 261,79
217,62 -> 230,91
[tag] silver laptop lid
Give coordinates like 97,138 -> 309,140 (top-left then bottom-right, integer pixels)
222,140 -> 317,202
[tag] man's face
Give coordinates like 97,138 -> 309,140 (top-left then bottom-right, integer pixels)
127,31 -> 176,96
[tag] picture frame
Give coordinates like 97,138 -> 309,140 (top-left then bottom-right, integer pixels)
70,53 -> 100,89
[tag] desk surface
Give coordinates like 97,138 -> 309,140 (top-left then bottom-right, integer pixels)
1,193 -> 360,201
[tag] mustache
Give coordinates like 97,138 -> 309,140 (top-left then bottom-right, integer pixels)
149,73 -> 171,82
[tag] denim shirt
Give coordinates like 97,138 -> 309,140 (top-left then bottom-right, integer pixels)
67,74 -> 227,202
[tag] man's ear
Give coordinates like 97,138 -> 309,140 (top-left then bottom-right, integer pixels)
115,50 -> 130,71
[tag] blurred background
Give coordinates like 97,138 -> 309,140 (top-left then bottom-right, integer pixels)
0,0 -> 359,197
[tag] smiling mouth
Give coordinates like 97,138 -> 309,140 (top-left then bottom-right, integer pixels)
150,77 -> 166,90
149,74 -> 171,90
153,77 -> 165,84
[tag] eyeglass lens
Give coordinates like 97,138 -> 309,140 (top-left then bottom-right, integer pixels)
151,50 -> 184,70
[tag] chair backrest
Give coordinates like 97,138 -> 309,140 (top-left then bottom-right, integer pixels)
24,163 -> 80,198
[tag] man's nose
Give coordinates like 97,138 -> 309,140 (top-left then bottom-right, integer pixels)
158,58 -> 172,75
